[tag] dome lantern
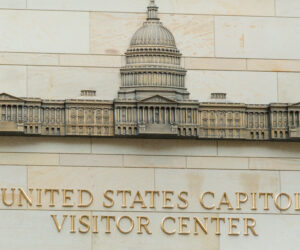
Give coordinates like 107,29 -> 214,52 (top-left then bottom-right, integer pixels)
147,0 -> 159,21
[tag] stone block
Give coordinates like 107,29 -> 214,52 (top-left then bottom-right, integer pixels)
187,157 -> 248,170
92,211 -> 220,250
0,165 -> 27,209
0,0 -> 26,9
124,155 -> 186,168
59,54 -> 122,68
0,153 -> 59,166
185,58 -> 247,71
280,171 -> 300,214
90,12 -> 214,57
161,14 -> 214,57
218,141 -> 300,158
60,154 -> 123,167
0,10 -> 89,53
276,0 -> 300,17
28,166 -> 154,211
215,16 -> 300,59
278,73 -> 300,103
249,158 -> 300,170
27,0 -> 274,16
0,210 -> 91,250
92,138 -> 217,156
0,136 -> 91,153
0,52 -> 59,66
220,214 -> 300,249
27,66 -> 120,100
0,65 -> 26,97
155,169 -> 280,213
186,70 -> 277,104
247,59 -> 300,72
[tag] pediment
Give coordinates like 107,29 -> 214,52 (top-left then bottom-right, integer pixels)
139,95 -> 177,104
0,93 -> 24,102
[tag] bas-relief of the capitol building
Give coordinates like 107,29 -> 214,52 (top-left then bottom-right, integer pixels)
0,0 -> 300,141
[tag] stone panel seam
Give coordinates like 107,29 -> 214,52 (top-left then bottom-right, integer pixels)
277,72 -> 279,102
14,164 -> 299,171
213,16 -> 216,58
1,7 -> 300,19
88,12 -> 91,54
0,208 -> 289,215
25,65 -> 28,97
153,168 -> 156,190
2,63 -> 300,73
274,0 -> 278,16
2,8 -> 299,18
2,152 -> 300,159
278,170 -> 282,215
89,138 -> 92,153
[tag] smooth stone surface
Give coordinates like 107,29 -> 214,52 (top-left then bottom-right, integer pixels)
215,16 -> 300,59
185,58 -> 247,71
0,10 -> 89,53
247,59 -> 300,72
0,52 -> 58,66
0,210 -> 91,250
278,73 -> 300,103
220,214 -> 300,249
0,65 -> 26,96
276,0 -> 300,17
92,138 -> 217,156
59,54 -> 122,68
0,136 -> 91,153
0,153 -> 59,166
280,171 -> 300,214
0,165 -> 27,209
249,158 -> 300,170
218,141 -> 300,158
27,66 -> 120,100
186,70 -> 277,104
90,12 -> 214,57
124,155 -> 186,168
155,169 -> 280,213
0,0 -> 26,9
27,0 -> 275,16
59,154 -> 123,167
187,157 -> 248,170
92,211 -> 220,250
28,166 -> 154,211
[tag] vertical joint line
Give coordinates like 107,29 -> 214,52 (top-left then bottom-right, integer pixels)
277,72 -> 279,102
26,66 -> 28,97
213,16 -> 216,58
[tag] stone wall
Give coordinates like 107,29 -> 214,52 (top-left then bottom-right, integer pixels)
0,1 -> 300,249
1,137 -> 300,249
0,0 -> 299,103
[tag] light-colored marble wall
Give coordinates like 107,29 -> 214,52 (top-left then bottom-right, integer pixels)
0,137 -> 299,249
0,1 -> 299,103
0,1 -> 300,249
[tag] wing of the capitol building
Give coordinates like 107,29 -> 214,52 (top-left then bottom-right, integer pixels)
0,0 -> 299,141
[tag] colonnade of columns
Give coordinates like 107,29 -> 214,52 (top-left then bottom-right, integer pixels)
116,105 -> 198,125
121,72 -> 185,88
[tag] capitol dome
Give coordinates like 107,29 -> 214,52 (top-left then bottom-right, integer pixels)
119,0 -> 189,101
130,21 -> 176,48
